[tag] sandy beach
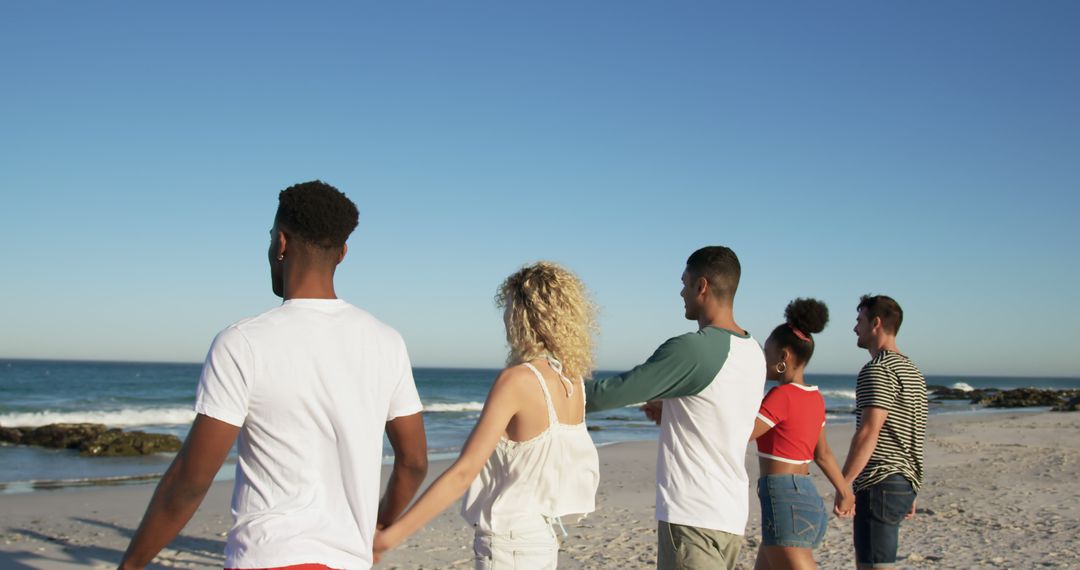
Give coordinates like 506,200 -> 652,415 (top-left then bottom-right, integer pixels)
2,410 -> 1078,569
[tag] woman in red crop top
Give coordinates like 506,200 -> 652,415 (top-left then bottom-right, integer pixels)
749,299 -> 854,570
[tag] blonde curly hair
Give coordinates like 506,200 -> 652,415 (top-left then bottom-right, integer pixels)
496,261 -> 598,380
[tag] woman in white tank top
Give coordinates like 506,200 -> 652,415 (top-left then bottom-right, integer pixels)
374,261 -> 601,569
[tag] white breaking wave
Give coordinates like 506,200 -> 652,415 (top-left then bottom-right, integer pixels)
423,402 -> 485,413
0,407 -> 196,428
951,382 -> 975,392
821,389 -> 857,401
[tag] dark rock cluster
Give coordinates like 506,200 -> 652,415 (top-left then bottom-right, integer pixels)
977,388 -> 1080,410
0,422 -> 181,456
924,385 -> 1080,412
1050,395 -> 1080,412
927,385 -> 998,402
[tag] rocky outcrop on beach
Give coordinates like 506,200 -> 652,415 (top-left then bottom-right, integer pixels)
0,426 -> 32,445
0,423 -> 181,456
1051,395 -> 1080,412
978,388 -> 1080,410
927,385 -> 998,402
78,428 -> 183,456
21,423 -> 108,449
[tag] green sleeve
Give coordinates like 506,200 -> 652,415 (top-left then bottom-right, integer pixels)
584,330 -> 732,412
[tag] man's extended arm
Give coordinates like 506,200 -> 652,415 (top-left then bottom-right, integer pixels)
377,412 -> 428,528
841,406 -> 888,483
119,414 -> 239,570
585,333 -> 729,413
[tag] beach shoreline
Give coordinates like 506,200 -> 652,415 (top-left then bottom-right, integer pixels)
2,410 -> 1078,569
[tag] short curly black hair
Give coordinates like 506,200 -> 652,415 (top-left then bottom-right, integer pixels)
768,298 -> 829,365
275,180 -> 359,249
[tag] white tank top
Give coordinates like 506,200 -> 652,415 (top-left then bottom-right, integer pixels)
461,361 -> 601,533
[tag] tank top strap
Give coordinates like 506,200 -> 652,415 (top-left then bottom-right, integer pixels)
544,355 -> 583,422
579,377 -> 587,419
522,362 -> 559,427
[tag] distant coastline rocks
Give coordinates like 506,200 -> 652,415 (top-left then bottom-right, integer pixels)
0,423 -> 181,456
928,385 -> 998,401
1052,395 -> 1080,412
980,388 -> 1080,410
918,386 -> 1080,412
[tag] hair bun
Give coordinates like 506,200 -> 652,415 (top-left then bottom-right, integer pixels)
785,298 -> 829,335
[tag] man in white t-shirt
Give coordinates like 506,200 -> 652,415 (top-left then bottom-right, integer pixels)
120,181 -> 428,570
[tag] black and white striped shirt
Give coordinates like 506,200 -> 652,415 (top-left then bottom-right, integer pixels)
854,350 -> 927,492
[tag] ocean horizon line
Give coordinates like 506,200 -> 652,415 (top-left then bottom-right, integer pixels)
3,356 -> 1079,381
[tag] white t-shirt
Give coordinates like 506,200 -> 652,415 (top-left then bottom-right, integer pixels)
194,298 -> 422,569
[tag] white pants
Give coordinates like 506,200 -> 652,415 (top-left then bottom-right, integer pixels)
473,515 -> 559,569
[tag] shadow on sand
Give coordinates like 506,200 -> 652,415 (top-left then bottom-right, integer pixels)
0,519 -> 225,569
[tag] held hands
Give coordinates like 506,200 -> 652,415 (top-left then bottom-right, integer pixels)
373,525 -> 401,565
640,400 -> 663,425
833,490 -> 855,518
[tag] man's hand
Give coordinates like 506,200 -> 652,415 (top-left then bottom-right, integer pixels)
639,400 -> 662,425
906,498 -> 917,520
372,528 -> 389,564
833,490 -> 855,518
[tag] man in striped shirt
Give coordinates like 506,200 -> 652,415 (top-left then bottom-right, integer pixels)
842,295 -> 927,569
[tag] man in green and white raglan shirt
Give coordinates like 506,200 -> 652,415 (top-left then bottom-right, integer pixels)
842,295 -> 927,570
585,246 -> 766,570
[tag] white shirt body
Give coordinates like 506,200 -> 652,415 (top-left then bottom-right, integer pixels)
194,299 -> 422,569
656,334 -> 766,534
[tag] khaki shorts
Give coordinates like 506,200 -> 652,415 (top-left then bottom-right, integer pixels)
657,520 -> 742,570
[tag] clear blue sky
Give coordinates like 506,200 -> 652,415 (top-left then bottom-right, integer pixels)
2,2 -> 1077,377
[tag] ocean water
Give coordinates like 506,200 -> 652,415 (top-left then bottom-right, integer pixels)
2,358 -> 1077,493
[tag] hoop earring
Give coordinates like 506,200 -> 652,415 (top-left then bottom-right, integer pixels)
775,361 -> 787,374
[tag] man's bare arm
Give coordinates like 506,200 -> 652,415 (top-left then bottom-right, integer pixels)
841,406 -> 888,483
377,412 -> 428,528
119,414 -> 239,570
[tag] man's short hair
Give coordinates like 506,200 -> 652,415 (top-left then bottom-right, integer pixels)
858,294 -> 904,335
275,180 -> 359,249
686,246 -> 741,301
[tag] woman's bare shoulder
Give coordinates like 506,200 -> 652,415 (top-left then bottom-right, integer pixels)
489,364 -> 543,395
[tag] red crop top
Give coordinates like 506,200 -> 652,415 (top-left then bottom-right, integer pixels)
755,382 -> 826,464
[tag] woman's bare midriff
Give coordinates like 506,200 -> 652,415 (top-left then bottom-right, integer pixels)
758,456 -> 811,476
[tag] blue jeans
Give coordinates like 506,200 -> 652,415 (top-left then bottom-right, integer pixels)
757,474 -> 828,549
854,474 -> 917,568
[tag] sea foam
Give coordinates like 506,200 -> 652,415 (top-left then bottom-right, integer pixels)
423,402 -> 486,413
0,407 -> 196,428
821,389 -> 857,401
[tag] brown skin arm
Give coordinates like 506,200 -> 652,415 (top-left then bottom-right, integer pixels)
377,412 -> 429,529
748,417 -> 773,441
118,414 -> 239,570
373,369 -> 524,562
640,400 -> 662,425
841,406 -> 888,484
814,428 -> 855,516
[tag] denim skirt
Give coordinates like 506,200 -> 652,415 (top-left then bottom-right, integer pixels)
757,474 -> 828,549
